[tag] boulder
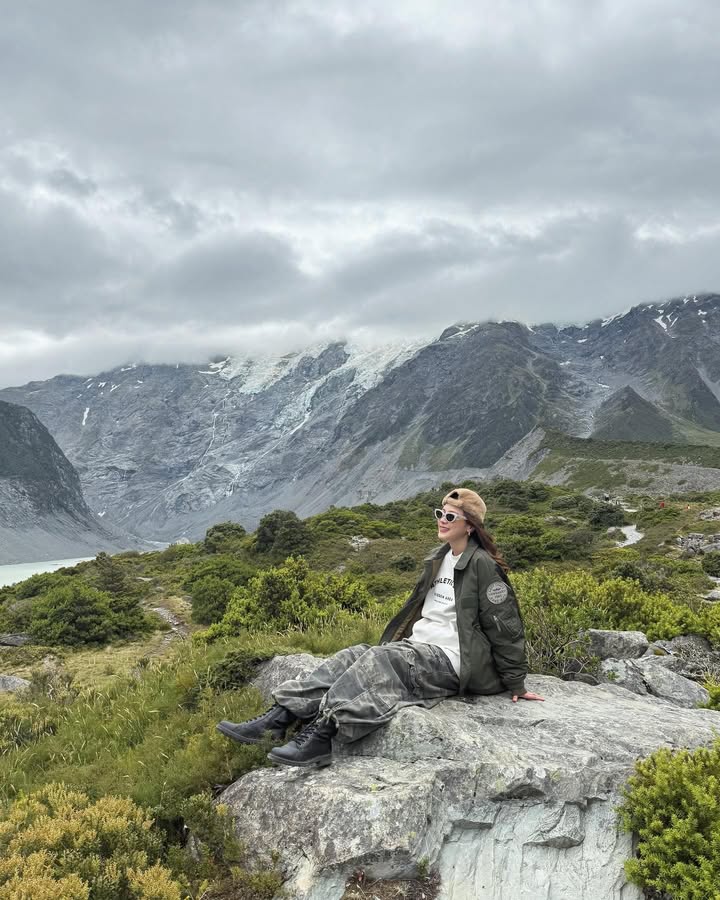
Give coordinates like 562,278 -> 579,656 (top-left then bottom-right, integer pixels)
0,675 -> 30,693
0,633 -> 31,647
642,636 -> 720,683
598,659 -> 647,695
349,536 -> 371,552
219,655 -> 720,900
633,657 -> 710,708
586,629 -> 649,660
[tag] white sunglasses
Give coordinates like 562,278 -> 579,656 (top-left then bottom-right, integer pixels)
433,508 -> 467,523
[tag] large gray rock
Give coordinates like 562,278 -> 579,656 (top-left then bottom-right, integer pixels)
219,655 -> 720,900
633,658 -> 710,708
642,635 -> 720,682
0,633 -> 31,647
0,675 -> 30,693
598,659 -> 647,695
586,629 -> 649,660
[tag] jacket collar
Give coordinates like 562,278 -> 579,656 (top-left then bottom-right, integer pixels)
424,533 -> 481,570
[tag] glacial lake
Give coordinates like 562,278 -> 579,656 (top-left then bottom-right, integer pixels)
0,558 -> 93,588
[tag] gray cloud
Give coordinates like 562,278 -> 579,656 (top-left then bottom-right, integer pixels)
1,1 -> 720,386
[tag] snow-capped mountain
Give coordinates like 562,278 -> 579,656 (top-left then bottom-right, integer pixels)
2,294 -> 720,542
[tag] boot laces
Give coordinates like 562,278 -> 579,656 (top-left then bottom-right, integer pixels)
294,717 -> 325,747
245,705 -> 277,724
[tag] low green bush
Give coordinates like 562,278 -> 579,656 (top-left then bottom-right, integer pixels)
202,649 -> 274,693
702,679 -> 720,711
28,583 -> 150,647
203,556 -> 376,638
183,557 -> 256,590
203,522 -> 247,554
619,740 -> 720,899
513,569 -> 605,677
167,793 -> 282,899
92,552 -> 132,596
702,551 -> 720,578
190,576 -> 235,625
587,503 -> 625,529
255,510 -> 312,556
390,554 -> 416,572
513,568 -> 720,676
549,494 -> 594,514
0,783 -> 183,899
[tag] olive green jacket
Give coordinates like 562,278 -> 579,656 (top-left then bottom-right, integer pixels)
379,535 -> 527,696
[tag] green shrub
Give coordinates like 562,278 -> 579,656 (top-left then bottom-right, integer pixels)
701,679 -> 720,711
93,552 -> 131,596
184,557 -> 256,591
390,554 -> 416,572
587,503 -> 625,529
549,494 -> 594,514
485,479 -> 530,510
560,527 -> 595,558
190,576 -> 236,625
0,783 -> 183,899
526,483 -> 550,502
513,568 -> 720,675
702,551 -> 720,578
204,556 -> 375,638
13,571 -> 72,601
159,543 -> 200,564
619,740 -> 720,899
28,585 -> 115,646
165,793 -> 282,899
513,569 -> 606,677
203,521 -> 247,554
27,583 -> 149,647
255,510 -> 313,556
202,649 -> 274,693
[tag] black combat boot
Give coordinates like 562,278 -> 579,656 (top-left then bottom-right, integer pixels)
267,715 -> 338,767
216,704 -> 298,745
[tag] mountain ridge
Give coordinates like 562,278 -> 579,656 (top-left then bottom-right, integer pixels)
2,293 -> 720,541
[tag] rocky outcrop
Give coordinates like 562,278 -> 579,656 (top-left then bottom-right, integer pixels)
0,400 -> 144,563
586,629 -> 649,660
677,531 -> 720,553
219,654 -> 720,900
594,630 -> 716,706
0,675 -> 30,693
0,633 -> 31,647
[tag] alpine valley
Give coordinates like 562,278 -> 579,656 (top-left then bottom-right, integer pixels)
3,293 -> 720,546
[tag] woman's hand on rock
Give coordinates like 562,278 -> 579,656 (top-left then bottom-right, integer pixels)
511,691 -> 545,703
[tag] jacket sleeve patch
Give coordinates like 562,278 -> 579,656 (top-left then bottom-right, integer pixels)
486,581 -> 509,604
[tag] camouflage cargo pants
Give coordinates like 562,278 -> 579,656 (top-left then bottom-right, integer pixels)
272,640 -> 460,743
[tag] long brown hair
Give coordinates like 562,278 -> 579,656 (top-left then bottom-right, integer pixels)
466,518 -> 510,574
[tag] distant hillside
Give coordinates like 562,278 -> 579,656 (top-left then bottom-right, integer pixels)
0,400 -> 144,564
533,429 -> 720,494
591,386 -> 676,442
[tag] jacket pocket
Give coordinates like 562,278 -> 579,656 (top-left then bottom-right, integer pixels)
491,605 -> 524,642
467,625 -> 504,695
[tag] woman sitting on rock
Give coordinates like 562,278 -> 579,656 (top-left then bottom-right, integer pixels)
217,487 -> 544,767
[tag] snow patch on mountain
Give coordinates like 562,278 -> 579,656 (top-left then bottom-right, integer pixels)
198,339 -> 424,395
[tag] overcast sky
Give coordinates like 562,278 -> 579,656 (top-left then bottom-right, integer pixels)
2,1 -> 720,387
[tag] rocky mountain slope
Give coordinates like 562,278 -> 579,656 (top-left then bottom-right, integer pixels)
1,294 -> 720,542
0,400 -> 143,564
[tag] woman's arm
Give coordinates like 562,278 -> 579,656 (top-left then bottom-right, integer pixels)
473,555 -> 542,701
